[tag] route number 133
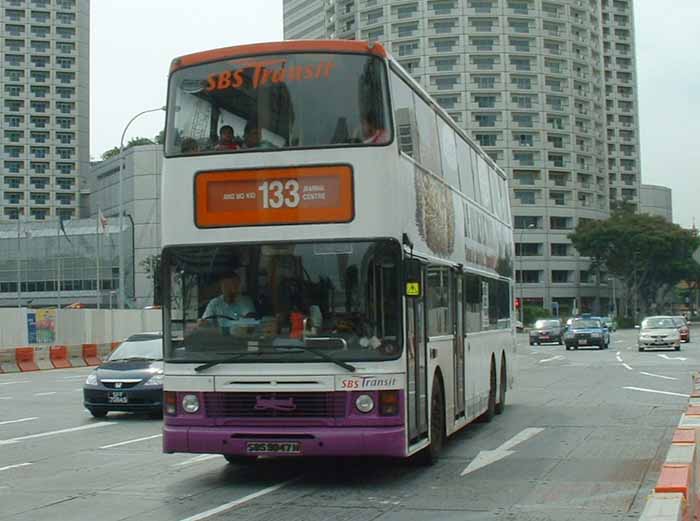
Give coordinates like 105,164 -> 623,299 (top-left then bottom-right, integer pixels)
258,180 -> 300,209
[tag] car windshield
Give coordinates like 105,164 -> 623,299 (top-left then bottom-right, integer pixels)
109,339 -> 163,361
572,319 -> 600,329
642,317 -> 676,329
163,240 -> 402,363
166,52 -> 391,156
672,317 -> 687,326
534,320 -> 560,329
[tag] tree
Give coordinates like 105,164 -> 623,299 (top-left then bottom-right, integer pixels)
154,129 -> 165,145
101,147 -> 119,160
140,254 -> 161,306
569,209 -> 700,319
99,137 -> 155,162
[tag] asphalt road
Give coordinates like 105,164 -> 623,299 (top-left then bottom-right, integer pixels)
0,327 -> 696,521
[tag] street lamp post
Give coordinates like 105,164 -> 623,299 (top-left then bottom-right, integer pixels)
608,277 -> 617,319
118,106 -> 165,309
518,223 -> 536,324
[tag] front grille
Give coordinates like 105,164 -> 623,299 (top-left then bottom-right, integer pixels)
204,392 -> 346,419
102,381 -> 141,389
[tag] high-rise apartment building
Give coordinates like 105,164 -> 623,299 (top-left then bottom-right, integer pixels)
284,0 -> 642,315
0,0 -> 89,223
601,0 -> 641,208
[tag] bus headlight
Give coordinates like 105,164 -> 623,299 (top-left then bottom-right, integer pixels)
182,394 -> 200,414
355,394 -> 374,413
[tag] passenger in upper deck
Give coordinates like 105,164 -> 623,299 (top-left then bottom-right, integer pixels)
242,120 -> 275,149
360,110 -> 390,145
214,125 -> 241,151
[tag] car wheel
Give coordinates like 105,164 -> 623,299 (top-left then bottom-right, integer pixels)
224,455 -> 257,465
88,408 -> 107,418
558,338 -> 563,345
676,346 -> 681,351
529,341 -> 534,346
638,346 -> 644,352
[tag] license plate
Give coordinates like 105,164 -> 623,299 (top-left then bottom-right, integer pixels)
246,441 -> 301,454
541,336 -> 550,340
578,339 -> 588,346
108,391 -> 128,404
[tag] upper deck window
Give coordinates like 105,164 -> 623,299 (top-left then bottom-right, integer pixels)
166,52 -> 392,156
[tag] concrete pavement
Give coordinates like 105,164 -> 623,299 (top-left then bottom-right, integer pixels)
0,328 -> 696,520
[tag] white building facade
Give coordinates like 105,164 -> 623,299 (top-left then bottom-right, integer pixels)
87,145 -> 162,308
640,184 -> 672,223
284,0 -> 643,316
0,0 -> 90,223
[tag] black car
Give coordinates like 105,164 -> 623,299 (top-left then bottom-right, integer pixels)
529,319 -> 564,345
83,333 -> 163,418
564,318 -> 610,350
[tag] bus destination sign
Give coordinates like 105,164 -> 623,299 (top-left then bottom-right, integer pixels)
194,165 -> 354,228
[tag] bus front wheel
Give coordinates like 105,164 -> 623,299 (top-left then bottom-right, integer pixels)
416,374 -> 445,466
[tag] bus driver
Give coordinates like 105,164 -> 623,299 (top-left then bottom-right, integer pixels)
198,273 -> 255,328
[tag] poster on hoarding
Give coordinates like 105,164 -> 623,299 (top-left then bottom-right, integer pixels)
27,312 -> 37,344
35,308 -> 56,344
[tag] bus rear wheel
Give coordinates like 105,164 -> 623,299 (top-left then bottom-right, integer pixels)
416,375 -> 445,466
495,359 -> 506,415
479,362 -> 497,423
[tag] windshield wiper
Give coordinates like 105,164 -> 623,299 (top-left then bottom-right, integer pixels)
274,343 -> 356,373
194,343 -> 356,373
194,351 -> 267,372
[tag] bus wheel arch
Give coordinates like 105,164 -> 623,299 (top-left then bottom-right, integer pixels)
479,355 -> 497,423
495,352 -> 507,415
416,369 -> 446,465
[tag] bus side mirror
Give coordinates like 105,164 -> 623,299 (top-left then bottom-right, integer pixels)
404,259 -> 422,298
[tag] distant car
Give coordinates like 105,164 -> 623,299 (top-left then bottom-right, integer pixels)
671,316 -> 690,343
529,319 -> 563,345
515,320 -> 524,332
83,333 -> 163,418
564,317 -> 610,350
637,316 -> 681,352
599,316 -> 617,332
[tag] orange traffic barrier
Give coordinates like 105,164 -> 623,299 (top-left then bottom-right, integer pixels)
673,429 -> 696,445
50,345 -> 72,369
82,344 -> 101,366
687,405 -> 700,416
15,347 -> 39,372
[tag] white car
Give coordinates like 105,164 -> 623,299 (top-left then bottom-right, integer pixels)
638,316 -> 681,352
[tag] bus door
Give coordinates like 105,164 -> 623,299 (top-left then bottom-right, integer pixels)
406,266 -> 428,443
454,271 -> 466,419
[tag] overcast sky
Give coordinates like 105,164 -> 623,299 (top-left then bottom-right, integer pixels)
90,0 -> 699,229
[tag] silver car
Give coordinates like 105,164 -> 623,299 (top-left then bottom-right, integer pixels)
638,316 -> 682,352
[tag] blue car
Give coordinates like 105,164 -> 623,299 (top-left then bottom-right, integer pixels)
564,317 -> 610,350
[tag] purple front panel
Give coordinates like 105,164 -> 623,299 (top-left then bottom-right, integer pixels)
163,390 -> 407,458
164,424 -> 406,458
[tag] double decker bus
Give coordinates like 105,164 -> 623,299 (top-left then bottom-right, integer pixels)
161,40 -> 515,463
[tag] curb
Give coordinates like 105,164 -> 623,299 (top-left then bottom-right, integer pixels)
640,373 -> 700,520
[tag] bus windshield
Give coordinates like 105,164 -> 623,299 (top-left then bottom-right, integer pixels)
163,240 -> 402,363
166,52 -> 391,156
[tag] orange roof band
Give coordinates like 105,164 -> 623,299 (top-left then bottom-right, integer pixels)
170,40 -> 388,73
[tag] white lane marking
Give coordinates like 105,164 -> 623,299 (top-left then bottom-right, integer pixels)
61,376 -> 88,380
0,463 -> 31,472
0,381 -> 30,386
623,386 -> 690,398
622,363 -> 633,371
0,417 -> 38,426
0,422 -> 114,446
34,392 -> 56,397
461,427 -> 545,476
658,354 -> 688,361
0,397 -> 12,401
616,351 -> 621,355
639,372 -> 678,381
615,340 -> 624,344
99,434 -> 162,449
174,454 -> 220,467
539,355 -> 564,364
616,354 -> 623,362
178,478 -> 299,521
